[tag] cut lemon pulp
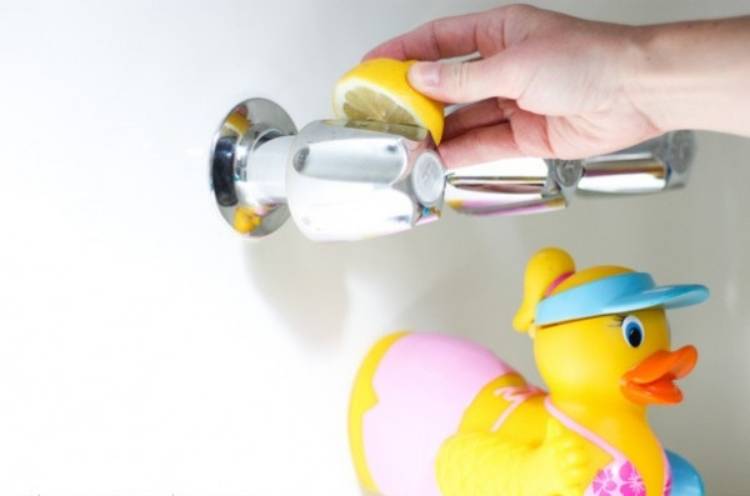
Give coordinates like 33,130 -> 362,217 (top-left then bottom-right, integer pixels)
333,58 -> 445,144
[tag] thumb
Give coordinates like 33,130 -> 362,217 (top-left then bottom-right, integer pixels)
408,54 -> 524,104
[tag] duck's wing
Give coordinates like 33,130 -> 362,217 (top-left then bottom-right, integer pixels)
666,450 -> 705,496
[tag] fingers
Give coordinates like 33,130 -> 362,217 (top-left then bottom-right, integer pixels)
438,122 -> 521,169
408,53 -> 527,104
444,98 -> 517,140
363,12 -> 488,61
439,109 -> 553,168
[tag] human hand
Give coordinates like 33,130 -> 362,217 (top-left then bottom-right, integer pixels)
364,5 -> 662,168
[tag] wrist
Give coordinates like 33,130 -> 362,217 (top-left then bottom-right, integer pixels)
626,18 -> 750,135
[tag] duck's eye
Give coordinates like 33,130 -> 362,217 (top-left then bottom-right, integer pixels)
621,315 -> 645,348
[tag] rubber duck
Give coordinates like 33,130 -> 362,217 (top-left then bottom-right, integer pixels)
349,247 -> 708,496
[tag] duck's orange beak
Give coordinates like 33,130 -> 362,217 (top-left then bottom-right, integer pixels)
621,346 -> 698,405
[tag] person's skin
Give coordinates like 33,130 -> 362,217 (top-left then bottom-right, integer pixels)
364,5 -> 750,168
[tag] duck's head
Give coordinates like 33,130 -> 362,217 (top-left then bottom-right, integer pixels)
514,248 -> 709,409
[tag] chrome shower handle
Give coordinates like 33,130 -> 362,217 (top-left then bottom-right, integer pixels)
209,98 -> 696,241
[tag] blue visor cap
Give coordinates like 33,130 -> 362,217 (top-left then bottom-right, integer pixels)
535,272 -> 709,327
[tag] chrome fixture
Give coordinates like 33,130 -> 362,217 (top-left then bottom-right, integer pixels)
210,98 -> 695,241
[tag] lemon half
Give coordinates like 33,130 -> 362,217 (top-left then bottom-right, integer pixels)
333,58 -> 445,144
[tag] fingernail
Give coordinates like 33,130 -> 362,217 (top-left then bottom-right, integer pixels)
409,62 -> 440,88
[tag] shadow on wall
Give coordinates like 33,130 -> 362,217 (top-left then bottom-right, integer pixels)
238,203 -> 558,390
241,225 -> 352,346
239,212 -> 489,347
240,209 -> 530,349
382,259 -> 544,383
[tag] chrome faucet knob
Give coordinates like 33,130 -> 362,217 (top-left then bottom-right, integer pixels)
210,98 -> 445,241
286,120 -> 444,241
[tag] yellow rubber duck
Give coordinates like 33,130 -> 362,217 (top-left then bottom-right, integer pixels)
349,247 -> 708,496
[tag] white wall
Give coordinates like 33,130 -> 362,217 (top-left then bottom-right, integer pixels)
1,1 -> 748,494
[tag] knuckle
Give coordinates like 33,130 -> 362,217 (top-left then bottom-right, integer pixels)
481,17 -> 506,49
423,20 -> 442,59
452,62 -> 472,95
498,4 -> 537,19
